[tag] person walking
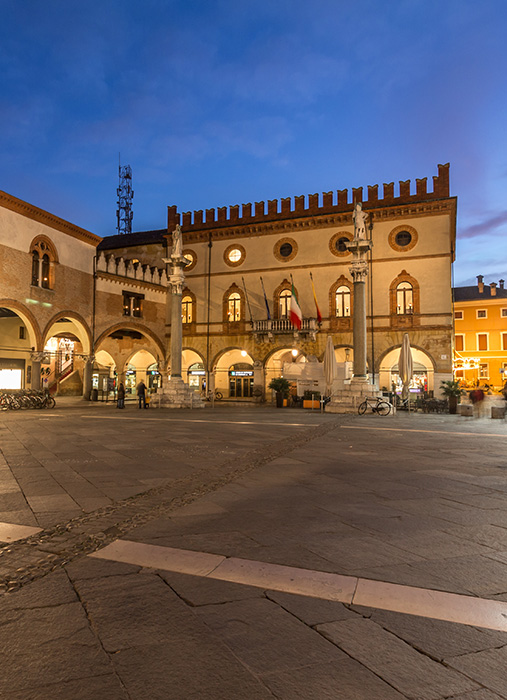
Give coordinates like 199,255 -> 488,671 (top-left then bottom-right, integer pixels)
136,380 -> 147,409
117,382 -> 125,409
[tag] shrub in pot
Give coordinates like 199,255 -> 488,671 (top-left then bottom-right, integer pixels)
440,380 -> 464,415
268,377 -> 290,408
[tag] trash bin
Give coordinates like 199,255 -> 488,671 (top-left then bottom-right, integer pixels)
91,388 -> 98,401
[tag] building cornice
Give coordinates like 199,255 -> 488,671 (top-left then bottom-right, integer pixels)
0,190 -> 102,247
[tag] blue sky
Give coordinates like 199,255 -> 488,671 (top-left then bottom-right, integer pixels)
1,0 -> 506,285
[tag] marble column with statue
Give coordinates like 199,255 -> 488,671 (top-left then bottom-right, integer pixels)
151,225 -> 204,409
326,203 -> 381,413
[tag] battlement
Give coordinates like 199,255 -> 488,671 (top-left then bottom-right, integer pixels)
167,163 -> 451,231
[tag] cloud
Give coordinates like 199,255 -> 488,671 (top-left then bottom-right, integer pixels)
459,211 -> 507,239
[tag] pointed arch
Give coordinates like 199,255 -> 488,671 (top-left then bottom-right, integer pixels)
222,282 -> 246,331
389,270 -> 420,327
329,275 -> 353,331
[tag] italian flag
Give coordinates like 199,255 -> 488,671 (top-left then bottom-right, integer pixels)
290,281 -> 302,329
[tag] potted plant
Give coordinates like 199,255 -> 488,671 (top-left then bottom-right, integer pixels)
303,389 -> 321,409
440,380 -> 464,415
268,377 -> 290,408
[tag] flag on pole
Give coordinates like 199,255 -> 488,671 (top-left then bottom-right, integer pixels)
309,272 -> 322,324
260,277 -> 271,320
290,278 -> 302,329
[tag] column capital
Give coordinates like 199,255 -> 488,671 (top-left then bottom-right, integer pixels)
30,351 -> 45,362
349,260 -> 369,283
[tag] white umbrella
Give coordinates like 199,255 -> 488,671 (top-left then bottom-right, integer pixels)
398,333 -> 413,401
323,335 -> 337,396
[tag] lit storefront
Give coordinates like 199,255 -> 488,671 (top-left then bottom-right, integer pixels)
229,363 -> 253,398
187,362 -> 205,391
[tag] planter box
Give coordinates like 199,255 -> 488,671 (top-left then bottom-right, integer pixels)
303,400 -> 320,409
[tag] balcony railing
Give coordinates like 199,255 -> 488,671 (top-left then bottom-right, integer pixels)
251,318 -> 318,337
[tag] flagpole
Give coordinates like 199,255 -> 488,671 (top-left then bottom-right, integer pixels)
242,276 -> 253,327
260,277 -> 271,320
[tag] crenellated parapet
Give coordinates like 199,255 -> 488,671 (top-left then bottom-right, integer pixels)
167,163 -> 451,232
96,252 -> 167,287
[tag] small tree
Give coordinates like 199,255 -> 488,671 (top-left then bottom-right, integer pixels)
440,380 -> 464,398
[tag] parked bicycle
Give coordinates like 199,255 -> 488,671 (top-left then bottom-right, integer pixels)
203,389 -> 223,401
357,396 -> 391,415
0,389 -> 56,410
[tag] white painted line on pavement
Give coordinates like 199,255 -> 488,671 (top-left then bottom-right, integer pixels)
79,415 -> 315,427
345,425 -> 507,438
0,521 -> 42,542
90,539 -> 507,632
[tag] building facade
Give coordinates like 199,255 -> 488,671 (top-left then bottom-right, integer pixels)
453,275 -> 507,389
0,163 -> 456,401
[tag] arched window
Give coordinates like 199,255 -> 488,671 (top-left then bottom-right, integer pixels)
41,254 -> 50,289
279,289 -> 291,319
31,250 -> 40,286
335,286 -> 351,317
228,292 -> 241,321
182,295 -> 193,324
30,237 -> 58,289
396,282 -> 413,315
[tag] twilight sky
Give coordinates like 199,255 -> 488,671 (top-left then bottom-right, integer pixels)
1,0 -> 506,286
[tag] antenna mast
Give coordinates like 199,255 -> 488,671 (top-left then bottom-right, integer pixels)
116,158 -> 134,235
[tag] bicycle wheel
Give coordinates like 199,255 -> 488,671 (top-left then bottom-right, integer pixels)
45,396 -> 56,409
215,391 -> 223,401
358,401 -> 368,415
376,401 -> 391,416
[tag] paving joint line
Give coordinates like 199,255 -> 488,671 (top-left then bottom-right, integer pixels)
0,418 -> 341,594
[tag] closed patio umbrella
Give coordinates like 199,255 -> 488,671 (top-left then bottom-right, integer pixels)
398,333 -> 413,401
323,335 -> 337,396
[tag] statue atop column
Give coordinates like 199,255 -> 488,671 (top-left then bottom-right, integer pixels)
171,224 -> 183,259
353,202 -> 369,240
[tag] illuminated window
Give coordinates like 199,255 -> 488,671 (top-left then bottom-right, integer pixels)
123,292 -> 144,318
41,254 -> 50,289
30,238 -> 57,289
182,296 -> 193,324
279,290 -> 291,318
396,282 -> 413,315
335,286 -> 351,317
228,292 -> 241,321
479,363 -> 489,378
228,249 -> 242,263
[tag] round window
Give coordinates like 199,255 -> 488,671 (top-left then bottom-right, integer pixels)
394,231 -> 412,247
228,248 -> 242,263
279,243 -> 293,258
335,237 -> 349,253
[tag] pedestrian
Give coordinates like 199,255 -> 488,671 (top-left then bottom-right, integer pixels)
469,387 -> 485,419
117,382 -> 125,409
136,380 -> 146,409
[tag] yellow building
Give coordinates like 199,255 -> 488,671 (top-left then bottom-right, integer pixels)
453,275 -> 507,390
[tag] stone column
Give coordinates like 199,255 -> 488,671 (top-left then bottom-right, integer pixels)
253,360 -> 265,402
82,355 -> 94,400
30,352 -> 44,391
169,261 -> 184,378
350,261 -> 369,379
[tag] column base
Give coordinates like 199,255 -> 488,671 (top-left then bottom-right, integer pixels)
150,377 -> 205,409
326,382 -> 381,414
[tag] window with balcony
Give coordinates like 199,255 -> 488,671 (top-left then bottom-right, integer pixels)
279,290 -> 291,319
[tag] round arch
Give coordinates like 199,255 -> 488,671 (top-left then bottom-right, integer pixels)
95,321 -> 165,360
182,348 -> 206,391
378,344 -> 436,393
0,299 -> 42,349
213,347 -> 255,398
43,311 -> 92,355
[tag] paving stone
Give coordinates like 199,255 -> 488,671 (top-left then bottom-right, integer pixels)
261,658 -> 407,699
158,570 -> 264,606
196,598 -> 346,674
317,617 -> 479,699
266,590 -> 358,626
74,572 -> 206,652
112,638 -> 274,700
0,570 -> 78,611
0,603 -> 111,694
447,646 -> 507,698
66,558 -> 141,581
445,691 -> 506,700
5,673 -> 130,700
370,609 -> 507,660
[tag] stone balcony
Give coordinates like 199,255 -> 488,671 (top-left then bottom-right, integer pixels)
251,318 -> 318,341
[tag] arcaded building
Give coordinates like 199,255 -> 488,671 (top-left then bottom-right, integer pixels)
0,163 -> 456,400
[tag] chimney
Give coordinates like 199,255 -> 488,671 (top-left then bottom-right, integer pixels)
490,282 -> 497,296
500,279 -> 505,289
477,275 -> 484,293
